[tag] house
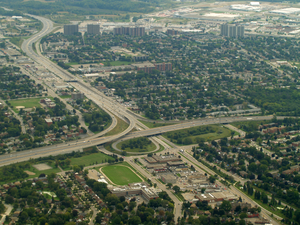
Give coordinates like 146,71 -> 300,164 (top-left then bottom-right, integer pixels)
45,118 -> 53,126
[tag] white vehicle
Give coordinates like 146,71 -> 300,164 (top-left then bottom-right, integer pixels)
180,149 -> 184,153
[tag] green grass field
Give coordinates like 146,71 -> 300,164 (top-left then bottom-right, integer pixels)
101,163 -> 143,185
59,95 -> 71,99
231,120 -> 271,132
139,120 -> 176,128
9,97 -> 54,112
101,61 -> 132,66
105,116 -> 129,136
163,124 -> 233,145
70,152 -> 114,166
116,137 -> 156,153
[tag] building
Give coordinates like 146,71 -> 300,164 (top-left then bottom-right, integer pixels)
87,24 -> 100,35
45,118 -> 53,126
53,82 -> 69,89
195,191 -> 237,203
188,174 -> 207,184
64,25 -> 79,35
155,62 -> 172,71
109,183 -> 159,201
132,62 -> 172,73
167,29 -> 179,35
161,173 -> 177,184
71,92 -> 85,100
220,24 -> 244,38
113,26 -> 145,37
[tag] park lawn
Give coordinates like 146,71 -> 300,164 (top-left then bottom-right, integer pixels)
59,95 -> 71,99
9,97 -> 54,113
101,163 -> 143,185
138,120 -> 175,128
231,120 -> 271,132
162,124 -> 233,145
70,152 -> 114,166
0,164 -> 60,185
116,137 -> 157,153
105,116 -> 129,136
101,61 -> 132,66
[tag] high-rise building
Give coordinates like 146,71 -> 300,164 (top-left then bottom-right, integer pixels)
87,24 -> 100,35
167,29 -> 179,35
64,25 -> 79,35
220,24 -> 244,38
113,26 -> 145,37
237,26 -> 245,37
71,92 -> 85,100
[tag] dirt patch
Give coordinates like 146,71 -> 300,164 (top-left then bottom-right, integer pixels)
15,106 -> 25,110
33,163 -> 52,171
24,170 -> 35,175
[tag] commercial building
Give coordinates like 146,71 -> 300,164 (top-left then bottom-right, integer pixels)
220,24 -> 244,38
188,174 -> 207,184
113,26 -> 145,37
53,82 -> 69,89
64,25 -> 79,35
161,173 -> 177,184
195,191 -> 237,203
109,183 -> 159,201
87,24 -> 100,35
71,92 -> 85,100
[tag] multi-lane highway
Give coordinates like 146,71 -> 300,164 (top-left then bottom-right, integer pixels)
0,12 -> 287,224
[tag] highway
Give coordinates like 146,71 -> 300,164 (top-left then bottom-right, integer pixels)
1,13 -> 286,223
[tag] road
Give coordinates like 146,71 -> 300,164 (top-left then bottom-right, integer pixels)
1,12 -> 287,224
20,66 -> 93,135
0,204 -> 13,225
0,99 -> 26,134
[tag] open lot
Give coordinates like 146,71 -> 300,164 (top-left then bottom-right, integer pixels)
70,152 -> 114,166
105,116 -> 129,136
33,163 -> 52,171
101,163 -> 143,185
163,124 -> 234,145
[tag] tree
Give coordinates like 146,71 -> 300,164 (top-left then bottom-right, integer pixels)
166,183 -> 173,189
220,200 -> 231,213
173,185 -> 180,193
5,195 -> 14,204
209,175 -> 216,183
0,202 -> 5,214
248,162 -> 257,173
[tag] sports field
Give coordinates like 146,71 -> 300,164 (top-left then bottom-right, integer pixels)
9,97 -> 54,112
101,164 -> 143,185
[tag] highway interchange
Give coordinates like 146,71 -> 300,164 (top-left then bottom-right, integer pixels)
0,13 -> 285,224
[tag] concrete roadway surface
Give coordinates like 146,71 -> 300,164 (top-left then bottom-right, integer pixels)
0,204 -> 13,225
9,13 -> 286,224
0,100 -> 26,134
106,116 -> 278,142
22,14 -> 137,133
